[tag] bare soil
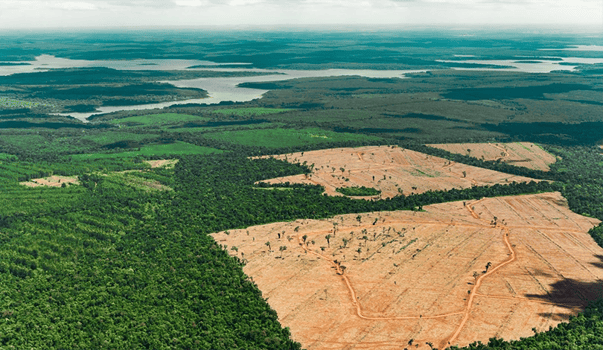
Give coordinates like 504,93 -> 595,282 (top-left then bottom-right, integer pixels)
20,175 -> 79,188
259,146 -> 539,199
212,192 -> 602,350
427,142 -> 557,171
144,159 -> 178,169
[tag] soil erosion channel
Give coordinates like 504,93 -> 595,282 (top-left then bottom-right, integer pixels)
212,192 -> 603,350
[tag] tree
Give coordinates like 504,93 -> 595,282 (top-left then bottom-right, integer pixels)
473,271 -> 480,284
485,261 -> 492,272
302,235 -> 308,245
356,215 -> 362,224
265,241 -> 271,252
325,234 -> 331,247
279,246 -> 287,258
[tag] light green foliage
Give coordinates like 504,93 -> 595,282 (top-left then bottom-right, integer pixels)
206,127 -> 381,148
110,113 -> 210,126
165,122 -> 281,133
71,142 -> 223,160
0,97 -> 51,108
212,107 -> 291,116
0,153 -> 16,160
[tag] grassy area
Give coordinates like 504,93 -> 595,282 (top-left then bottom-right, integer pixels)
81,131 -> 159,145
164,122 -> 282,133
71,142 -> 223,160
212,107 -> 291,116
0,97 -> 50,108
0,134 -> 97,155
0,153 -> 16,160
205,127 -> 381,148
111,113 -> 210,126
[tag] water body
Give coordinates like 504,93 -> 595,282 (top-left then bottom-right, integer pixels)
540,45 -> 603,52
6,54 -> 603,122
0,54 -> 249,76
438,56 -> 603,73
57,67 -> 425,122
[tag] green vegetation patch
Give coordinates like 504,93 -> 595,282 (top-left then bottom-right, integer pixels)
0,153 -> 16,160
212,107 -> 291,116
206,127 -> 381,148
0,97 -> 51,108
81,131 -> 158,145
71,142 -> 223,160
111,113 -> 210,126
336,186 -> 381,196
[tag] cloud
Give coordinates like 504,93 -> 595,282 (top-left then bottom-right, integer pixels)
0,0 -> 601,27
53,1 -> 98,10
173,0 -> 208,6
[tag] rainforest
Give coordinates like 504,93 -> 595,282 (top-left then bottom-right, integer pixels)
1,29 -> 603,350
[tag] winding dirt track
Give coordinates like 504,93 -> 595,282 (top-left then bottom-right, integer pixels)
212,192 -> 602,350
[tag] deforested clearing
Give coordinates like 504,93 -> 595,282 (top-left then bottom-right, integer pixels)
20,175 -> 79,187
212,192 -> 602,350
428,142 -> 557,171
259,145 -> 539,199
144,159 -> 178,168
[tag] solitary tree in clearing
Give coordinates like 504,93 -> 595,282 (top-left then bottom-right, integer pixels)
279,245 -> 287,258
265,241 -> 271,252
473,271 -> 480,284
356,215 -> 362,224
325,234 -> 332,248
302,235 -> 308,245
485,261 -> 492,272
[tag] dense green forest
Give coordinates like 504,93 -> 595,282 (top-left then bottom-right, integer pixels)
2,31 -> 603,349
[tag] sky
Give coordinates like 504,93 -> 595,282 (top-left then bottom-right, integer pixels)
0,0 -> 602,29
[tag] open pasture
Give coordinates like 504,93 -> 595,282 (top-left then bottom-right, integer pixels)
71,141 -> 222,160
207,127 -> 380,148
212,192 -> 602,350
260,145 -> 538,199
110,113 -> 209,126
428,142 -> 557,171
211,107 -> 291,116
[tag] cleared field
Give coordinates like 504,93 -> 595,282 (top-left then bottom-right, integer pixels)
212,107 -> 291,116
110,113 -> 209,126
427,142 -> 557,171
144,159 -> 178,168
260,145 -> 538,199
20,175 -> 79,187
81,131 -> 158,145
71,142 -> 222,160
212,192 -> 602,350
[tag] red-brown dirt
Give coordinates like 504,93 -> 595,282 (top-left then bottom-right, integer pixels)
427,142 -> 557,171
211,192 -> 602,350
20,175 -> 79,188
258,146 -> 539,199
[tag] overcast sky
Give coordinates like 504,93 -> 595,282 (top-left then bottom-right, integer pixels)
0,0 -> 601,29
